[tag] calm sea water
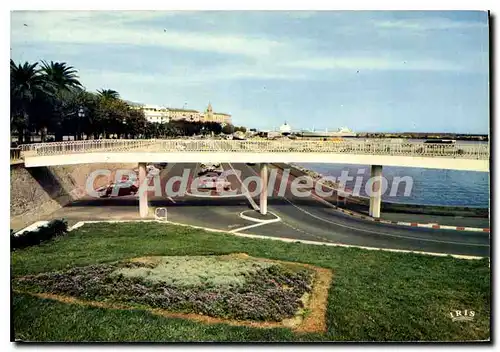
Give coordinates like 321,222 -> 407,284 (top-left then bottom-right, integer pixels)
296,141 -> 490,207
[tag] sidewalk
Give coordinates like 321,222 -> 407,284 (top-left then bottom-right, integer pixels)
338,202 -> 490,229
272,163 -> 490,230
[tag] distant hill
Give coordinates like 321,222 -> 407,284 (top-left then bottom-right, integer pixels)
124,100 -> 144,107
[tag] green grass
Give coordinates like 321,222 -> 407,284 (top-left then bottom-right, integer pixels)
11,223 -> 491,342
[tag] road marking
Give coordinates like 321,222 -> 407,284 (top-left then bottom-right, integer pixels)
184,191 -> 246,198
66,220 -> 486,260
238,210 -> 281,223
184,163 -> 247,199
244,164 -> 488,248
230,221 -> 276,233
282,197 -> 488,247
231,210 -> 281,233
227,162 -> 260,211
167,196 -> 176,204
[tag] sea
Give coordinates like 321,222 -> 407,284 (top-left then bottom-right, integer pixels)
296,140 -> 490,208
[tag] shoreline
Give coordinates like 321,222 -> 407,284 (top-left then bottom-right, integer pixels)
271,162 -> 489,219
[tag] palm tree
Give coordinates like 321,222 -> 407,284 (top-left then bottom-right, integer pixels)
97,89 -> 120,100
10,60 -> 56,143
40,61 -> 82,92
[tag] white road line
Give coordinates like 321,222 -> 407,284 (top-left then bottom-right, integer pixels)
244,164 -> 488,248
280,164 -> 489,233
167,196 -> 176,204
185,163 -> 248,199
227,162 -> 260,211
66,220 -> 486,260
230,221 -> 278,234
238,210 -> 281,223
282,197 -> 488,247
184,191 -> 246,199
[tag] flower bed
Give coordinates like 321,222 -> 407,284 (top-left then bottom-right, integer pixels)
13,254 -> 315,323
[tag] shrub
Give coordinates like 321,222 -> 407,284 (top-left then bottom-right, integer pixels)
11,219 -> 68,251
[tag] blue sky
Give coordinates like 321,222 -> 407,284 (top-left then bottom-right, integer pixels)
10,11 -> 489,133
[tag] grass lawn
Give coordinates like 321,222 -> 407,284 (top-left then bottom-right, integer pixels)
11,222 -> 490,342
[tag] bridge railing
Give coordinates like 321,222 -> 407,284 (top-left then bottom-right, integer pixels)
20,139 -> 158,157
18,139 -> 489,160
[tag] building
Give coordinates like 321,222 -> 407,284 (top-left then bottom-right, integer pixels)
129,102 -> 231,125
296,127 -> 356,138
130,104 -> 169,124
168,108 -> 200,122
279,122 -> 292,136
199,103 -> 232,125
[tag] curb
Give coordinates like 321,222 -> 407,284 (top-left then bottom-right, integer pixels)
273,163 -> 490,234
332,202 -> 490,233
66,219 -> 485,260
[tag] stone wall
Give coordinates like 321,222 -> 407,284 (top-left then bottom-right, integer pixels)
10,163 -> 137,230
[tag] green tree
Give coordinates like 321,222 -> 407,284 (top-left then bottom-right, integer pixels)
40,61 -> 82,92
10,60 -> 56,143
125,109 -> 147,139
97,89 -> 120,100
97,96 -> 129,138
234,126 -> 247,133
222,124 -> 235,135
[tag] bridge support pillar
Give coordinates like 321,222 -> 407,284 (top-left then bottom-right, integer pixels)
138,162 -> 148,218
260,163 -> 268,215
369,165 -> 383,219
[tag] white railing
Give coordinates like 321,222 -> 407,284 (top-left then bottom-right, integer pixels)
18,139 -> 489,160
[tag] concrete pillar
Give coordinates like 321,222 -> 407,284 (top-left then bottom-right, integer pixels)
369,165 -> 383,218
260,163 -> 268,215
138,162 -> 148,218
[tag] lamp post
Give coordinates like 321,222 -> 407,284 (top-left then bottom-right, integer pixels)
122,118 -> 127,139
78,107 -> 85,140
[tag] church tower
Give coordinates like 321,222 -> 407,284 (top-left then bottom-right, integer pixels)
206,102 -> 214,122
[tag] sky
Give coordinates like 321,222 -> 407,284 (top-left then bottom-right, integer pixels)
10,10 -> 489,133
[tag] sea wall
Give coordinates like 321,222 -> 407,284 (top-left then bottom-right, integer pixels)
271,162 -> 489,218
10,162 -> 137,230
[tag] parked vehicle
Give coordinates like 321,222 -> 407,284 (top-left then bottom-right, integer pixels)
199,163 -> 222,175
198,173 -> 231,190
147,164 -> 160,176
97,180 -> 138,198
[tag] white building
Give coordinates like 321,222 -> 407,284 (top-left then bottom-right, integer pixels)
130,102 -> 231,125
131,104 -> 170,124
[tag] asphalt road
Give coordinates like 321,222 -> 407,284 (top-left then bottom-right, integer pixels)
51,162 -> 490,257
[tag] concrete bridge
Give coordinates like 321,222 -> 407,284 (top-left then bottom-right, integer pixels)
16,139 -> 489,219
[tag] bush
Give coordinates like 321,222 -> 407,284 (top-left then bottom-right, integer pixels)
11,219 -> 68,251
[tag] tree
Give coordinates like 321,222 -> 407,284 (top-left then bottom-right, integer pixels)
40,61 -> 82,92
97,89 -> 120,100
10,60 -> 56,143
96,96 -> 129,138
222,124 -> 235,135
36,62 -> 83,141
125,109 -> 147,138
58,89 -> 100,141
